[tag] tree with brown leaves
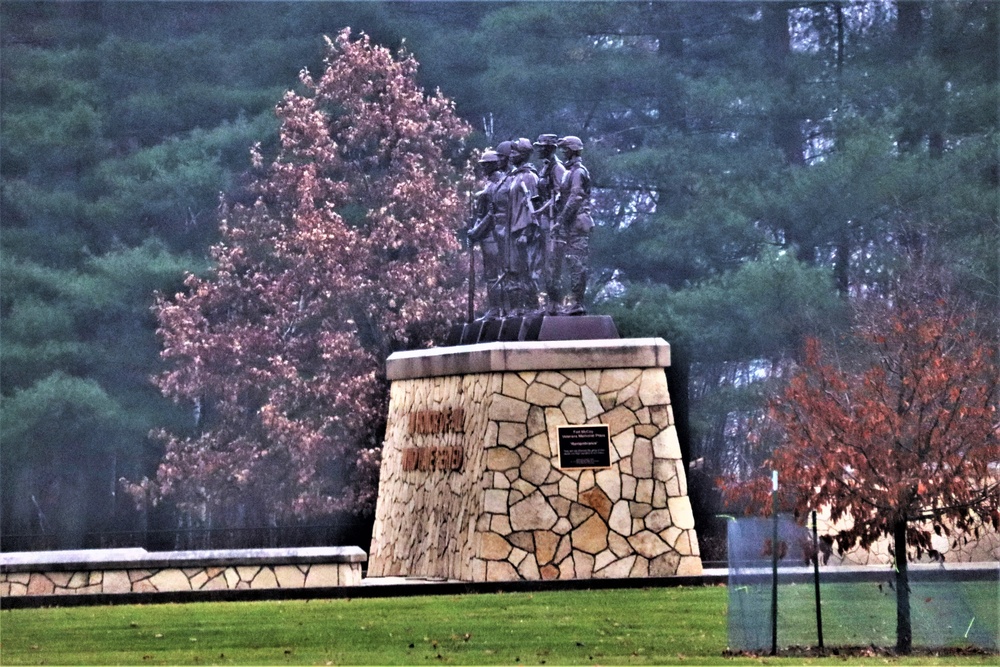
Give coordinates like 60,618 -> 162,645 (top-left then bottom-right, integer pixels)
723,269 -> 1000,654
131,29 -> 472,526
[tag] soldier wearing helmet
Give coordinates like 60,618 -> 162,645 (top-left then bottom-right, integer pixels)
506,138 -> 541,314
467,150 -> 504,318
489,140 -> 515,314
533,134 -> 566,307
547,135 -> 593,315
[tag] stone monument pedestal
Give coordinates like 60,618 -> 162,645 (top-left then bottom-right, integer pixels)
368,338 -> 702,581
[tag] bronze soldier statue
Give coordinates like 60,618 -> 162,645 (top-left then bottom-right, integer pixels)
491,140 -> 514,315
467,150 -> 504,319
533,133 -> 566,311
547,135 -> 593,315
507,138 -> 541,314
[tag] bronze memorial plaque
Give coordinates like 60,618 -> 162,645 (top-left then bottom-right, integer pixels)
557,424 -> 611,470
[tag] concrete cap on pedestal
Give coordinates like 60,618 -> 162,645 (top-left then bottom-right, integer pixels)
387,338 -> 671,381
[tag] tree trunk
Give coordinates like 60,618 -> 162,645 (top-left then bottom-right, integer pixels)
893,519 -> 913,654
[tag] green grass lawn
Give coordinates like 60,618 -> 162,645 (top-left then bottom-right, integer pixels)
1,586 -> 996,666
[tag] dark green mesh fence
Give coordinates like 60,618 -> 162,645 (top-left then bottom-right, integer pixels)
727,516 -> 999,652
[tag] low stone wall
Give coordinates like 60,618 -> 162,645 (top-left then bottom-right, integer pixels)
369,338 -> 703,581
1,546 -> 365,597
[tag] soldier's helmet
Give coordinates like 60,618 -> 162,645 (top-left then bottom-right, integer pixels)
511,137 -> 534,156
557,135 -> 584,152
533,133 -> 559,147
495,140 -> 513,158
478,150 -> 500,164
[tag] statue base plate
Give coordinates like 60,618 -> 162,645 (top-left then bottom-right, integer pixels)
445,315 -> 618,346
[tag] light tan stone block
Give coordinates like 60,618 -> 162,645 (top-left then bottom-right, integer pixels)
518,371 -> 538,385
578,469 -> 595,492
581,386 -> 603,420
636,479 -> 654,504
553,517 -> 572,534
525,433 -> 551,457
48,572 -> 72,587
677,556 -> 703,576
344,564 -> 363,586
554,534 -> 572,564
251,568 -> 279,589
511,479 -> 535,496
484,489 -> 509,513
201,573 -> 229,591
535,371 -> 566,388
630,502 -> 652,518
496,423 -> 525,450
595,469 -> 622,502
482,532 -> 513,560
629,530 -> 669,558
572,513 -> 609,555
509,547 -> 527,567
491,514 -> 512,535
27,574 -> 54,595
535,531 -> 560,565
487,560 -> 519,581
487,446 -> 521,471
550,495 -> 571,517
522,453 -> 552,486
573,551 -> 595,578
149,569 -> 192,592
598,369 -> 640,394
650,551 -> 681,576
650,405 -> 672,428
646,509 -> 672,533
612,429 -> 635,459
667,496 -> 695,529
517,553 -> 541,579
7,572 -> 30,585
558,555 -> 576,578
493,472 -> 511,488
604,406 -> 638,436
8,582 -> 28,596
653,429 -> 682,460
660,526 -> 683,549
622,475 -> 637,501
632,438 -> 655,479
653,480 -> 668,506
127,570 -> 153,583
594,549 -> 617,572
526,382 -> 565,407
275,565 -> 306,588
630,556 -> 650,577
133,579 -> 157,593
68,572 -> 89,589
502,373 -> 528,400
595,555 -> 636,578
236,566 -> 260,582
638,369 -> 671,405
491,394 -> 530,422
558,475 -> 577,499
104,570 -> 132,594
89,572 -> 102,586
510,491 -> 558,531
561,396 -> 586,424
609,501 -> 632,535
0,582 -> 9,597
190,571 -> 209,590
527,406 -> 547,437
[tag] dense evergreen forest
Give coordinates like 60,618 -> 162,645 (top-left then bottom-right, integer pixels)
2,1 -> 997,558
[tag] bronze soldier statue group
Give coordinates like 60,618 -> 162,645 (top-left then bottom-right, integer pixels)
467,134 -> 592,321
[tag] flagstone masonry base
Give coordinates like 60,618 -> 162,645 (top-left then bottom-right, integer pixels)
369,338 -> 703,581
1,547 -> 365,597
